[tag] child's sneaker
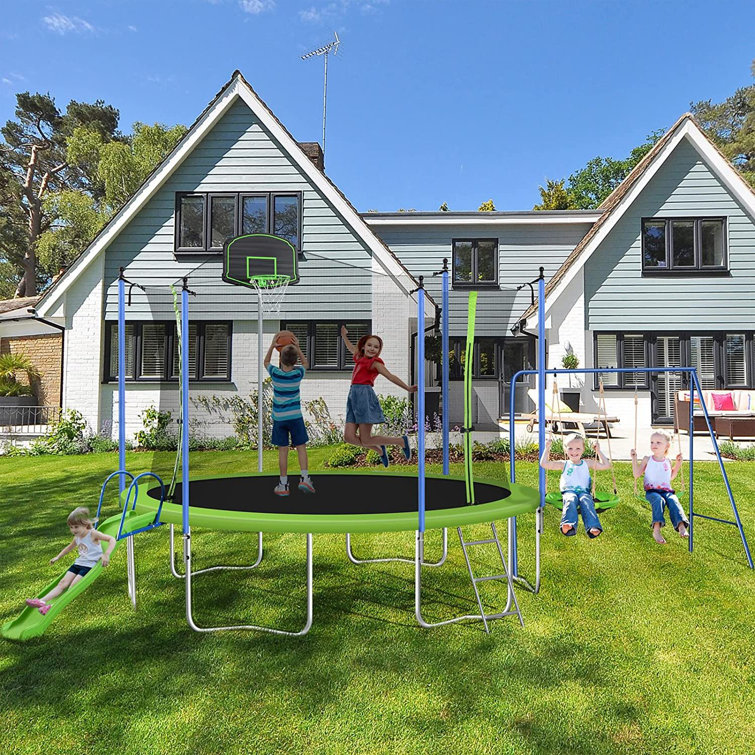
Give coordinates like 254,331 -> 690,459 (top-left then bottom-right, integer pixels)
402,434 -> 411,460
379,445 -> 390,468
274,482 -> 290,497
25,598 -> 45,608
298,478 -> 316,494
38,604 -> 51,615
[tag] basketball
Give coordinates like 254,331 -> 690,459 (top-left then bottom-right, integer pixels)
275,330 -> 296,352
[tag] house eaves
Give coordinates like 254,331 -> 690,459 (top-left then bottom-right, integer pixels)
517,113 -> 755,330
36,71 -> 435,317
363,210 -> 602,226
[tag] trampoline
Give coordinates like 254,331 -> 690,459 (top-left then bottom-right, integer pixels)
137,472 -> 539,533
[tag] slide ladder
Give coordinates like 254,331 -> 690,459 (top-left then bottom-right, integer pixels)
457,522 -> 524,632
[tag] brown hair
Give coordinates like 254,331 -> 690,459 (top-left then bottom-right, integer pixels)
280,345 -> 299,367
357,334 -> 383,358
67,506 -> 93,528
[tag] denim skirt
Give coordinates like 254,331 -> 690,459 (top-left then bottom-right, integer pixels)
346,384 -> 386,424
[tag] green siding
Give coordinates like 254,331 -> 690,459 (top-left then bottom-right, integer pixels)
104,99 -> 372,321
374,224 -> 591,336
585,138 -> 755,330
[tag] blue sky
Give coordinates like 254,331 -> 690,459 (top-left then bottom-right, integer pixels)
1,0 -> 753,212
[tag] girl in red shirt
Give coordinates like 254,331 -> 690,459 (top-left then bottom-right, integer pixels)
341,326 -> 416,467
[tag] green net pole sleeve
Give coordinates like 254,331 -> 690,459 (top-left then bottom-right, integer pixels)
464,291 -> 478,504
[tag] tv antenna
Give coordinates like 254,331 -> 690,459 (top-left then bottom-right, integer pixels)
301,31 -> 340,165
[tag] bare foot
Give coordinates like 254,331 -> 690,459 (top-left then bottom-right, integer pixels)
678,524 -> 689,538
653,528 -> 667,545
589,528 -> 602,538
561,523 -> 575,535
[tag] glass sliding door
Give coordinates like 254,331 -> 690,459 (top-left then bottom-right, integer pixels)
652,336 -> 682,424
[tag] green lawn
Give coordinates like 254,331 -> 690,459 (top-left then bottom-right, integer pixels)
1,450 -> 754,754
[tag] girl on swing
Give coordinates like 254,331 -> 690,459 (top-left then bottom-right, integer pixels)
630,430 -> 689,544
540,433 -> 612,538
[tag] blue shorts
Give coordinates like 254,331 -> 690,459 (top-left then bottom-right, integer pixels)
67,563 -> 93,577
346,384 -> 386,425
271,417 -> 309,447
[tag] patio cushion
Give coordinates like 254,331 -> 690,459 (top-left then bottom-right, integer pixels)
712,392 -> 736,411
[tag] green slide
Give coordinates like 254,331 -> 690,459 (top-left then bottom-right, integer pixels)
1,510 -> 158,642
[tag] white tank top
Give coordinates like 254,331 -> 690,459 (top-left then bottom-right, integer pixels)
560,460 -> 591,493
644,456 -> 673,491
74,530 -> 103,568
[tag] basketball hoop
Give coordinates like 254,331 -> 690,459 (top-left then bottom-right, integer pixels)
249,274 -> 291,314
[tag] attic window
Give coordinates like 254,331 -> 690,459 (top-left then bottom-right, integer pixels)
175,192 -> 301,253
641,218 -> 727,272
452,239 -> 498,287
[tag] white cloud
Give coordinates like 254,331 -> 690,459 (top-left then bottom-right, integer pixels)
299,0 -> 387,23
42,12 -> 96,35
238,0 -> 275,14
1,72 -> 26,86
127,25 -> 138,32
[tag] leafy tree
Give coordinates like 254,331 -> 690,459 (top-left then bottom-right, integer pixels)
533,179 -> 576,210
478,199 -> 496,211
691,59 -> 755,187
0,92 -> 120,297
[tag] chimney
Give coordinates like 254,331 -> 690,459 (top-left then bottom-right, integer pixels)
298,142 -> 324,171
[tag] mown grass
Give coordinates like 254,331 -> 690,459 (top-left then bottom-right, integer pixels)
1,450 -> 754,754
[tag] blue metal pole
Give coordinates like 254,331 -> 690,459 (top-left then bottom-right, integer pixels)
537,273 -> 546,523
689,376 -> 695,553
181,281 -> 190,536
118,272 -> 126,495
418,277 -> 426,532
442,261 -> 449,476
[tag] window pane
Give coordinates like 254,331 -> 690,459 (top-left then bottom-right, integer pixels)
643,220 -> 666,267
203,324 -> 229,378
725,334 -> 746,386
285,323 -> 309,363
690,336 -> 715,390
343,322 -> 369,366
242,196 -> 268,234
210,196 -> 236,248
476,241 -> 497,283
109,324 -> 135,378
140,324 -> 166,378
273,195 -> 299,249
314,323 -> 338,367
453,241 -> 472,283
622,335 -> 646,387
671,220 -> 695,267
596,334 -> 619,387
701,220 -> 725,267
179,196 -> 204,248
172,324 -> 197,379
479,340 -> 496,376
449,339 -> 466,379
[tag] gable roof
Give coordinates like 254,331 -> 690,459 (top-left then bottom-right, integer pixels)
0,296 -> 39,316
36,71 -> 434,317
519,113 -> 755,328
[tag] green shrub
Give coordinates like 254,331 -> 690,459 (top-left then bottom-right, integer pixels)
719,441 -> 755,460
304,397 -> 343,447
378,394 -> 412,436
325,443 -> 363,467
364,449 -> 382,465
135,406 -> 175,450
88,435 -> 120,453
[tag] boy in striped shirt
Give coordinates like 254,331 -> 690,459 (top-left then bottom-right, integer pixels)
264,332 -> 315,496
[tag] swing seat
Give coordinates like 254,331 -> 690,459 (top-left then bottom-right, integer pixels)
545,491 -> 620,513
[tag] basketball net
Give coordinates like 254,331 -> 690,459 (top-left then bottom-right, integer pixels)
249,275 -> 291,314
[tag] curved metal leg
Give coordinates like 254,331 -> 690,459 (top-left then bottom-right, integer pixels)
169,524 -> 263,578
509,508 -> 542,595
345,528 -> 448,566
184,530 -> 313,636
415,530 -> 523,631
127,536 -> 137,609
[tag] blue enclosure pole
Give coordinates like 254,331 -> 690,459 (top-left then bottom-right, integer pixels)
181,280 -> 190,536
117,270 -> 126,495
441,260 -> 450,476
417,277 -> 426,532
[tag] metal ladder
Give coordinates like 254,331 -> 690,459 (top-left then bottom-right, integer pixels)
457,522 -> 524,632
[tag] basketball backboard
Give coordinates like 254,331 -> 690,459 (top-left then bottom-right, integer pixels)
222,233 -> 299,289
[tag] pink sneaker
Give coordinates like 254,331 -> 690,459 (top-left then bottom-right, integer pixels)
298,478 -> 316,494
39,604 -> 51,616
25,598 -> 46,608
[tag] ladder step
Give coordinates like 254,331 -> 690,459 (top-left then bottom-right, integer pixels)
473,574 -> 508,583
463,538 -> 498,546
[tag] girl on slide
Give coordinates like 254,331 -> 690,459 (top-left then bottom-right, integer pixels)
25,507 -> 116,615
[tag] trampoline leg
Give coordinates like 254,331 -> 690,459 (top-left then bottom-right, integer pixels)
127,536 -> 137,609
345,528 -> 448,566
184,530 -> 313,636
510,508 -> 542,595
169,524 -> 263,578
